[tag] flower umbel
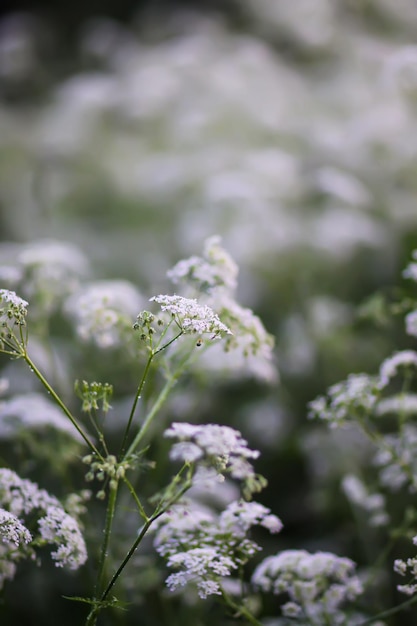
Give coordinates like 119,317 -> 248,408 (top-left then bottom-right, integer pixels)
150,295 -> 232,339
154,498 -> 282,599
252,549 -> 363,624
164,422 -> 266,497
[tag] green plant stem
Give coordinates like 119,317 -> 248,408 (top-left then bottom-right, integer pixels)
119,353 -> 153,457
122,476 -> 149,521
124,349 -> 193,459
220,589 -> 263,626
100,473 -> 193,603
23,351 -> 100,456
358,593 -> 417,625
97,481 -> 119,593
85,482 -> 119,626
120,330 -> 184,458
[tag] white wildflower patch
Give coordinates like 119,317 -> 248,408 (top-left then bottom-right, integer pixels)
164,422 -> 264,496
65,279 -> 144,348
376,393 -> 417,417
167,235 -> 238,293
166,548 -> 237,598
0,508 -> 32,547
0,468 -> 87,580
0,289 -> 29,337
150,295 -> 232,339
394,536 -> 417,597
379,350 -> 417,387
0,508 -> 33,591
308,373 -> 381,426
405,310 -> 417,338
204,296 -> 277,382
373,425 -> 417,492
154,497 -> 282,599
403,250 -> 417,282
0,393 -> 84,442
341,475 -> 389,527
252,549 -> 363,624
38,505 -> 87,569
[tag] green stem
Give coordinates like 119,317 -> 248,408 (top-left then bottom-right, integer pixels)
24,351 -> 100,456
124,349 -> 193,459
100,517 -> 154,603
100,471 -> 193,603
220,588 -> 263,626
85,482 -> 119,626
97,481 -> 119,593
119,353 -> 153,457
358,593 -> 417,625
122,476 -> 149,521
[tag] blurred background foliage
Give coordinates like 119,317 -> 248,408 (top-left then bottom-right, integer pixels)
2,0 -> 417,624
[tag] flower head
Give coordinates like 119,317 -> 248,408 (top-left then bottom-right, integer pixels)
167,236 -> 238,294
164,422 -> 262,495
154,497 -> 282,599
150,295 -> 232,339
252,549 -> 363,624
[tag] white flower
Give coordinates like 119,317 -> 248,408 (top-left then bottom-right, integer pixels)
0,508 -> 32,546
308,374 -> 381,426
65,280 -> 144,348
150,295 -> 232,338
38,506 -> 87,569
0,289 -> 29,330
405,310 -> 417,338
164,422 -> 260,486
379,350 -> 417,387
18,240 -> 88,302
341,475 -> 388,527
219,501 -> 282,535
376,393 -> 417,417
166,547 -> 237,598
154,497 -> 282,599
252,550 -> 363,624
0,393 -> 83,442
0,468 -> 87,572
167,236 -> 238,293
403,250 -> 417,282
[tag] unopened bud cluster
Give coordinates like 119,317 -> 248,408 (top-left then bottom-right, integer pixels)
83,454 -> 128,497
75,379 -> 113,413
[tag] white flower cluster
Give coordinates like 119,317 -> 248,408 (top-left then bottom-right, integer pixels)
0,393 -> 83,442
252,549 -> 363,624
37,505 -> 87,569
405,310 -> 417,339
167,235 -> 238,293
403,251 -> 417,283
0,508 -> 33,590
153,498 -> 282,599
373,425 -> 417,492
150,294 -> 232,339
341,475 -> 389,527
0,240 -> 89,317
0,468 -> 87,582
379,350 -> 417,387
0,289 -> 29,338
164,422 -> 264,496
376,393 -> 417,417
308,373 -> 381,426
394,536 -> 417,596
166,238 -> 277,382
65,279 -> 144,348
